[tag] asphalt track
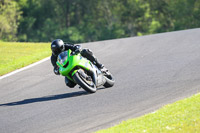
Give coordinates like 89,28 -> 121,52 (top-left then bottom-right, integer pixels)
1,29 -> 200,133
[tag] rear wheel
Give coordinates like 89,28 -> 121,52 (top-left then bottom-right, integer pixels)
73,69 -> 97,93
103,72 -> 115,88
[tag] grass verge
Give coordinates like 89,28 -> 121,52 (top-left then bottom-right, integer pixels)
96,93 -> 200,133
0,42 -> 51,76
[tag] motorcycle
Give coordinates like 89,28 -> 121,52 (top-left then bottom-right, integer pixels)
56,49 -> 115,93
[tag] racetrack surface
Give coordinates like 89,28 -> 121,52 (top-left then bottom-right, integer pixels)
1,29 -> 200,133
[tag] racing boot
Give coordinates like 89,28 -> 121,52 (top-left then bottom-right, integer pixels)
95,60 -> 104,70
95,59 -> 110,74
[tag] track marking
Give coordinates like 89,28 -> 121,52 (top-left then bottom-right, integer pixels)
0,57 -> 50,80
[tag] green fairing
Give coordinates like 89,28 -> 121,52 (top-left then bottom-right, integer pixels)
56,49 -> 92,81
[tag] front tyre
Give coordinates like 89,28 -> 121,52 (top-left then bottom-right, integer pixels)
73,69 -> 97,93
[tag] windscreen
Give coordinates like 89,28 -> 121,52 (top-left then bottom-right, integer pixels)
58,51 -> 68,65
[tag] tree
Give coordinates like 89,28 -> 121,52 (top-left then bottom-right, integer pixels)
8,0 -> 200,42
0,0 -> 21,41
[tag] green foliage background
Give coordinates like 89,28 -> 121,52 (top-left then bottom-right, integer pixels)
1,0 -> 200,43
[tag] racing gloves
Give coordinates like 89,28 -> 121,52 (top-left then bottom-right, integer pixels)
54,66 -> 60,75
74,45 -> 81,53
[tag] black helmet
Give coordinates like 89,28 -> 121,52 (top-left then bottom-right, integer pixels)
51,39 -> 65,56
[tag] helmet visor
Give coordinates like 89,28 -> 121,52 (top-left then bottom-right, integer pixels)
52,47 -> 61,56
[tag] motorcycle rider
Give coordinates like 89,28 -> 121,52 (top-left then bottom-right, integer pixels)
51,39 -> 104,88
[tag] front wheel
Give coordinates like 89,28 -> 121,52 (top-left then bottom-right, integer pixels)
73,69 -> 97,93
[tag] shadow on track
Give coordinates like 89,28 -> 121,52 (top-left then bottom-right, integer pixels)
0,91 -> 89,106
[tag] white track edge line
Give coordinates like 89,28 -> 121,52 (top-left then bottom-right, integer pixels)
0,57 -> 50,80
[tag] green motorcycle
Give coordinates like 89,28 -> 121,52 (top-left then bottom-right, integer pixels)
56,49 -> 115,93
